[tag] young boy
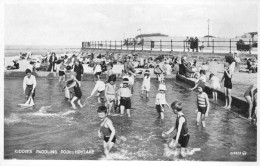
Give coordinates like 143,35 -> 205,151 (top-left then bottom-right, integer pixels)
155,84 -> 170,119
162,101 -> 189,157
97,106 -> 116,157
105,75 -> 117,115
195,86 -> 210,127
88,77 -> 106,103
117,78 -> 132,117
67,72 -> 83,109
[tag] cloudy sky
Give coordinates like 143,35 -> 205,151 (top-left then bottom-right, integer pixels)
4,0 -> 258,46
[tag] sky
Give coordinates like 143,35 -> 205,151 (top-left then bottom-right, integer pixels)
4,0 -> 258,46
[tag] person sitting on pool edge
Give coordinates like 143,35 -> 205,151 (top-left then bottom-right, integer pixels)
195,85 -> 210,127
97,105 -> 116,157
162,101 -> 189,157
66,72 -> 83,109
155,83 -> 170,120
117,78 -> 132,117
23,69 -> 37,101
88,76 -> 106,103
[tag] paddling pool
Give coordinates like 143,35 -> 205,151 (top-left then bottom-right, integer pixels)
4,77 -> 257,161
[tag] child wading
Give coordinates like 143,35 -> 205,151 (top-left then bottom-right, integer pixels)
117,78 -> 132,117
66,72 -> 83,109
155,84 -> 170,119
162,101 -> 190,157
105,75 -> 117,115
141,70 -> 151,98
97,106 -> 116,157
196,86 -> 210,127
58,60 -> 66,82
221,63 -> 232,109
88,77 -> 106,103
209,73 -> 221,101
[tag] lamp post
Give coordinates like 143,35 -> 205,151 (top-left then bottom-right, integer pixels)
207,19 -> 210,47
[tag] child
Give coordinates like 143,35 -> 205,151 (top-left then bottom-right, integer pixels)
154,65 -> 164,83
58,60 -> 66,82
117,78 -> 132,117
221,63 -> 232,109
195,86 -> 210,127
155,84 -> 170,119
162,101 -> 189,157
189,70 -> 206,91
93,60 -> 102,80
209,73 -> 221,101
97,106 -> 116,157
141,70 -> 151,98
106,63 -> 114,82
88,77 -> 106,103
66,72 -> 83,109
244,84 -> 257,120
105,75 -> 117,115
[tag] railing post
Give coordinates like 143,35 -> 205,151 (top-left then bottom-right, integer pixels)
105,41 -> 107,49
142,41 -> 143,51
159,40 -> 161,51
95,41 -> 96,48
115,41 -> 116,50
121,41 -> 122,50
109,40 -> 111,50
127,41 -> 128,50
212,39 -> 214,53
229,39 -> 231,53
249,39 -> 251,54
151,41 -> 152,51
134,41 -> 135,51
98,41 -> 99,49
183,41 -> 185,52
171,40 -> 173,52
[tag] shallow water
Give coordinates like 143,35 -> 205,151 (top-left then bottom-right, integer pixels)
4,77 -> 256,161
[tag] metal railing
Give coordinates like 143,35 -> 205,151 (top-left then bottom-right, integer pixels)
82,39 -> 256,54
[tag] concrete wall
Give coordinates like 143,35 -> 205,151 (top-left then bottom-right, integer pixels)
176,73 -> 249,117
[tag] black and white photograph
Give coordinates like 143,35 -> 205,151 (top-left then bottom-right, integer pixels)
1,0 -> 259,165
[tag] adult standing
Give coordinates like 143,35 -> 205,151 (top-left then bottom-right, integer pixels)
74,59 -> 84,86
23,69 -> 37,100
244,84 -> 257,120
234,52 -> 241,72
225,54 -> 236,76
47,52 -> 57,72
185,36 -> 191,52
194,37 -> 199,52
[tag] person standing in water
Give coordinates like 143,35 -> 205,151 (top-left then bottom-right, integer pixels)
209,73 -> 221,101
155,84 -> 170,119
221,63 -> 232,109
23,69 -> 37,100
195,86 -> 210,127
73,59 -> 84,87
117,78 -> 132,117
58,60 -> 66,82
141,70 -> 151,98
105,75 -> 117,115
162,101 -> 189,157
244,84 -> 257,120
97,105 -> 116,157
88,77 -> 106,103
67,72 -> 83,109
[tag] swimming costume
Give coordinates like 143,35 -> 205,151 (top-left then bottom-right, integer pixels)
173,134 -> 190,148
224,71 -> 232,89
25,85 -> 36,99
197,92 -> 207,107
73,81 -> 82,99
59,71 -> 65,76
244,85 -> 257,97
156,104 -> 164,113
98,90 -> 105,98
100,119 -> 116,143
175,115 -> 188,137
198,106 -> 207,114
120,97 -> 131,109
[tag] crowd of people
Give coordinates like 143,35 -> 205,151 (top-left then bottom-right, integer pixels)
20,49 -> 257,158
185,36 -> 205,52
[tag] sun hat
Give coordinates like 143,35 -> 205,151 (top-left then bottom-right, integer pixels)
158,84 -> 167,91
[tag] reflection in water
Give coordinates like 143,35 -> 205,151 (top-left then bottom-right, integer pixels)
4,78 -> 256,161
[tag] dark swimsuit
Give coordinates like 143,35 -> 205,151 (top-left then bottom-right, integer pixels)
100,119 -> 116,143
73,81 -> 82,99
224,71 -> 232,89
173,115 -> 189,148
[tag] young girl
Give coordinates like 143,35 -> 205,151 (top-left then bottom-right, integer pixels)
209,73 -> 221,101
67,72 -> 83,109
221,63 -> 232,109
195,86 -> 210,127
141,70 -> 151,98
154,65 -> 164,83
58,60 -> 66,82
105,75 -> 117,115
93,60 -> 102,80
117,78 -> 132,117
155,84 -> 170,119
162,101 -> 189,157
97,106 -> 116,157
88,77 -> 106,103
